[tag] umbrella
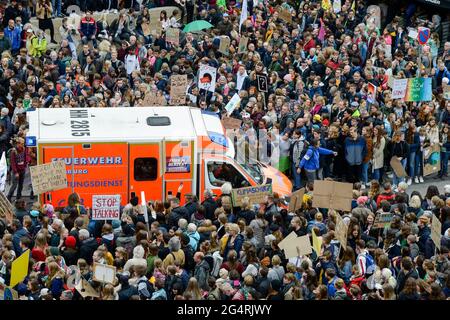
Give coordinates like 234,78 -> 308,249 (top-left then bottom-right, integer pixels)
182,20 -> 213,33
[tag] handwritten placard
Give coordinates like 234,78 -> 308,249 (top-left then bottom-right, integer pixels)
30,160 -> 68,195
92,195 -> 121,220
231,184 -> 272,207
0,192 -> 14,223
219,36 -> 231,56
238,36 -> 248,54
169,74 -> 188,105
166,28 -> 180,46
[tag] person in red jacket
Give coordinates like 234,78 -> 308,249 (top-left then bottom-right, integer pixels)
7,137 -> 30,201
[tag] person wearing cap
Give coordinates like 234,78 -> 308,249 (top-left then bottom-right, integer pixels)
217,13 -> 233,35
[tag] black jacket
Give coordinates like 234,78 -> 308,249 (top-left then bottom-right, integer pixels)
202,198 -> 218,221
396,269 -> 419,294
168,206 -> 190,229
62,248 -> 79,266
79,238 -> 99,265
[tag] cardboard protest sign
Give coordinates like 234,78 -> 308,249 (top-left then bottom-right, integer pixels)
238,36 -> 248,54
0,191 -> 14,223
278,232 -> 312,258
219,36 -> 231,55
76,278 -> 100,299
91,195 -> 121,220
198,65 -> 217,93
166,28 -> 180,46
92,263 -> 117,284
367,82 -> 377,103
423,144 -> 441,176
408,28 -> 418,39
431,214 -> 442,251
224,93 -> 241,116
312,229 -> 323,255
288,188 -> 305,213
169,74 -> 187,105
335,212 -> 348,250
313,180 -> 353,212
405,78 -> 432,102
231,184 -> 272,207
390,157 -> 407,178
10,249 -> 30,288
257,74 -> 268,92
221,117 -> 242,130
392,79 -> 408,99
30,160 -> 68,195
374,213 -> 394,228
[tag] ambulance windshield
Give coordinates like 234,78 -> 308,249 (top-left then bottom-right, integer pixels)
241,163 -> 264,185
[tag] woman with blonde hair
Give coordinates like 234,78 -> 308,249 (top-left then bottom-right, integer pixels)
184,277 -> 203,300
102,284 -> 118,300
45,261 -> 65,299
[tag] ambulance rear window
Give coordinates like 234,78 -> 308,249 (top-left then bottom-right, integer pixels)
134,158 -> 158,181
146,116 -> 171,126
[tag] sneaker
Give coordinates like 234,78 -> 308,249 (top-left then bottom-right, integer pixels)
414,177 -> 419,184
407,178 -> 412,185
419,176 -> 424,183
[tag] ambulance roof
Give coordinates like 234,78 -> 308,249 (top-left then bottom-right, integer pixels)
27,107 -> 225,143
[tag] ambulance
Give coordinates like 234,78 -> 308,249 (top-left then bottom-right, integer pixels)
26,107 -> 292,208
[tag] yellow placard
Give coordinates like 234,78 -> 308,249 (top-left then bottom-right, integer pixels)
10,249 -> 30,288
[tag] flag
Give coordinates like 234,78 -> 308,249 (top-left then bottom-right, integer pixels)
321,0 -> 332,11
318,18 -> 326,42
239,0 -> 248,33
0,152 -> 7,192
351,0 -> 356,11
312,229 -> 322,255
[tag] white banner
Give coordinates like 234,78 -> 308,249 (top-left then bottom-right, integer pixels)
91,195 -> 121,220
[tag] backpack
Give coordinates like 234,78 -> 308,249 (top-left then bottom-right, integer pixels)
137,277 -> 154,300
364,253 -> 376,276
183,246 -> 195,272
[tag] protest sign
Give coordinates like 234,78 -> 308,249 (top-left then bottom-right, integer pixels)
221,117 -> 242,130
91,195 -> 121,220
367,82 -> 377,103
198,65 -> 217,93
224,93 -> 241,116
166,28 -> 180,46
374,213 -> 394,228
92,263 -> 117,284
219,36 -> 231,55
335,212 -> 348,250
408,28 -> 418,39
30,160 -> 68,195
76,278 -> 100,298
231,184 -> 272,207
312,229 -> 322,255
0,152 -> 7,192
431,214 -> 442,251
288,188 -> 305,213
257,75 -> 268,92
10,249 -> 30,288
423,144 -> 441,176
333,0 -> 341,13
405,78 -> 432,102
0,191 -> 14,223
143,92 -> 166,106
417,27 -> 430,45
313,180 -> 353,212
238,36 -> 248,53
278,232 -> 312,258
390,157 -> 407,178
392,79 -> 408,99
169,74 -> 187,105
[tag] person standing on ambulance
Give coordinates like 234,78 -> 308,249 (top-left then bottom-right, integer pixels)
7,137 -> 29,201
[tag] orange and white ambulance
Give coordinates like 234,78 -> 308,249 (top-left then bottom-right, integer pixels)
26,107 -> 292,208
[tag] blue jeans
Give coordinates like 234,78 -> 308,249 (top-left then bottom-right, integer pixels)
373,168 -> 381,182
52,0 -> 61,16
441,150 -> 449,175
415,151 -> 423,177
393,158 -> 407,186
409,151 -> 417,177
361,162 -> 369,184
292,164 -> 301,190
305,169 -> 316,182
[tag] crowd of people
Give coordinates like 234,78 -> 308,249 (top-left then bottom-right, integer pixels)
0,0 -> 449,301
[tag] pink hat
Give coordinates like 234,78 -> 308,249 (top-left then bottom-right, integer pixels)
357,196 -> 368,205
283,74 -> 292,82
